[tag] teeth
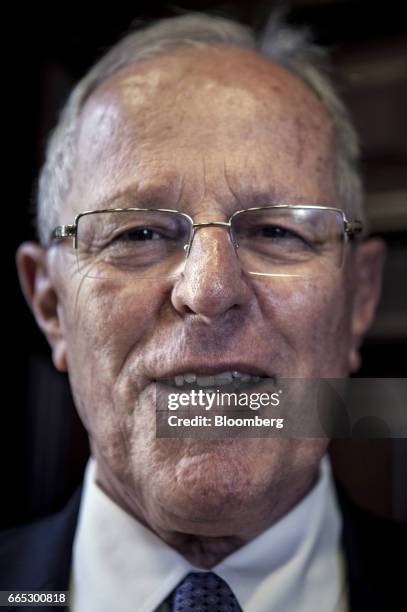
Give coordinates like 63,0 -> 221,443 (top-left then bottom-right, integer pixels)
169,371 -> 265,388
184,373 -> 196,383
216,372 -> 233,384
196,375 -> 215,387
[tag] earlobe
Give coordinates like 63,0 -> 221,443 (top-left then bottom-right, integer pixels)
349,238 -> 386,372
349,347 -> 361,373
52,340 -> 68,372
16,242 -> 68,372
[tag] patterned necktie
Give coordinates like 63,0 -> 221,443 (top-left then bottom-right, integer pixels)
171,572 -> 242,612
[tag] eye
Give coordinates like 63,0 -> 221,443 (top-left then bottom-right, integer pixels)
256,225 -> 305,242
261,225 -> 293,239
115,227 -> 164,242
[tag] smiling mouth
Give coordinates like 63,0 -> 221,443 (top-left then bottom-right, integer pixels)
155,370 -> 274,391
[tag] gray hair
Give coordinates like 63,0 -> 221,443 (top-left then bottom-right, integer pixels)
37,12 -> 364,245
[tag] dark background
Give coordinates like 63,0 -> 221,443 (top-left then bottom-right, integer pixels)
5,0 -> 407,528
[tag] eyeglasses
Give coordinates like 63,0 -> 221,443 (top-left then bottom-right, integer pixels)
51,205 -> 363,280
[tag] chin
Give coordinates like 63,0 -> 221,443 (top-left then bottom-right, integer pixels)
141,438 -> 324,534
153,445 -> 273,527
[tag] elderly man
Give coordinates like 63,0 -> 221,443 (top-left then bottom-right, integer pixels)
4,10 -> 403,612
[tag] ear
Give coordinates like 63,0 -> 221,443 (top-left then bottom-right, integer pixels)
348,238 -> 386,372
16,242 -> 67,372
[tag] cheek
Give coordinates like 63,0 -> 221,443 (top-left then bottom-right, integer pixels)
256,275 -> 352,376
61,279 -> 164,434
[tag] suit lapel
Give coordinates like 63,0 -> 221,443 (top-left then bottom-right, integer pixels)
0,487 -> 82,591
335,481 -> 406,612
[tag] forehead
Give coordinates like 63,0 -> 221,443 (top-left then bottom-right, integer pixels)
67,45 -> 336,217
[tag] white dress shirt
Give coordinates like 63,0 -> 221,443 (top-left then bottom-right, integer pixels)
70,455 -> 347,612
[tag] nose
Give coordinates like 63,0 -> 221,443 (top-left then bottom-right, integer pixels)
171,225 -> 252,322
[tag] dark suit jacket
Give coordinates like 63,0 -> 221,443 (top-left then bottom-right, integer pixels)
0,483 -> 405,612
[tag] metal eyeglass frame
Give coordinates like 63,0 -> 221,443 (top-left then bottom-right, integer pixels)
51,205 -> 364,257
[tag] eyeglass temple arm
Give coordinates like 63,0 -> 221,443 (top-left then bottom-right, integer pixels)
51,225 -> 76,240
345,220 -> 363,239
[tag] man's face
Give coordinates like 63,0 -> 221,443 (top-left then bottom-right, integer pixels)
32,46 -> 378,547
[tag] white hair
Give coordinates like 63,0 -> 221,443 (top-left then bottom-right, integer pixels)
37,12 -> 364,245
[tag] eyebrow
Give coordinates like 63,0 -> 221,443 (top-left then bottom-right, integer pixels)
85,186 -> 175,211
230,188 -> 295,207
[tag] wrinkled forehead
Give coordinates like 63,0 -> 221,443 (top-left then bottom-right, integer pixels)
67,45 -> 336,218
